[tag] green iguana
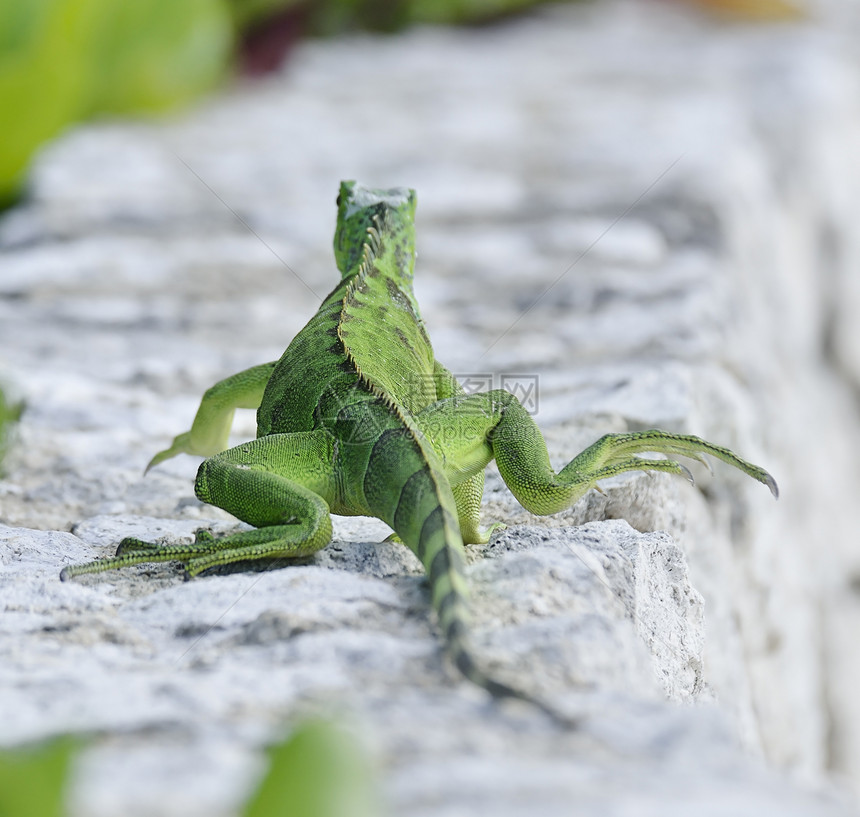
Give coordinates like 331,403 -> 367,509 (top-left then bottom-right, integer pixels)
61,181 -> 777,716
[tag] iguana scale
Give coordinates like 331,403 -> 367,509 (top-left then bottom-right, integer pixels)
62,181 -> 777,719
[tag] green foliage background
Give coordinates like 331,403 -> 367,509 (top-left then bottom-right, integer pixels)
242,720 -> 382,817
0,0 -> 569,207
0,0 -> 234,206
0,739 -> 77,817
0,384 -> 22,473
0,721 -> 379,817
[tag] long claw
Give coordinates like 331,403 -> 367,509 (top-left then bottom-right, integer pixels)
144,449 -> 171,475
144,432 -> 194,475
677,463 -> 695,485
688,453 -> 713,475
765,473 -> 779,499
145,448 -> 178,475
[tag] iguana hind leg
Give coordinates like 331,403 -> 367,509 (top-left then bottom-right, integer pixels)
416,361 -> 503,544
417,389 -> 777,518
61,430 -> 336,580
451,474 -> 505,545
187,435 -> 335,574
146,361 -> 277,473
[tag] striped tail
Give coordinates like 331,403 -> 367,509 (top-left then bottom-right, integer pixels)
362,426 -> 574,725
408,488 -> 574,724
409,500 -> 485,686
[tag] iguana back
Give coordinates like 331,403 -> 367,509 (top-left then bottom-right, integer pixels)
257,184 -> 437,438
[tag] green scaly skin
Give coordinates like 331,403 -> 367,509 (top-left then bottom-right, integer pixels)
61,181 -> 778,723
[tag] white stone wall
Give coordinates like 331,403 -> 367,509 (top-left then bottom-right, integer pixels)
2,1 -> 860,813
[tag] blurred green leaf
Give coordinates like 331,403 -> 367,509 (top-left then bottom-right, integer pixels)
0,0 -> 234,205
0,384 -> 23,471
0,738 -> 77,817
0,0 -> 583,205
0,0 -> 98,204
84,0 -> 234,116
243,720 -> 383,817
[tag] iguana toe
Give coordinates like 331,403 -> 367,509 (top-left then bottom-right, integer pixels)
144,432 -> 195,474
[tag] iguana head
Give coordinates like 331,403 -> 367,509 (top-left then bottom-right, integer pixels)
334,181 -> 416,279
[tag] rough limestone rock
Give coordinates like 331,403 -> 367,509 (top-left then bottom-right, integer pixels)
2,0 -> 860,814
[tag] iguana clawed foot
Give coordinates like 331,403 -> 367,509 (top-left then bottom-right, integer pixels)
61,529 -> 220,580
563,430 -> 778,499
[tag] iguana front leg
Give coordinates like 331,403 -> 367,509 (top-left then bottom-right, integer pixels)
61,430 -> 337,579
146,361 -> 277,472
417,390 -> 777,521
